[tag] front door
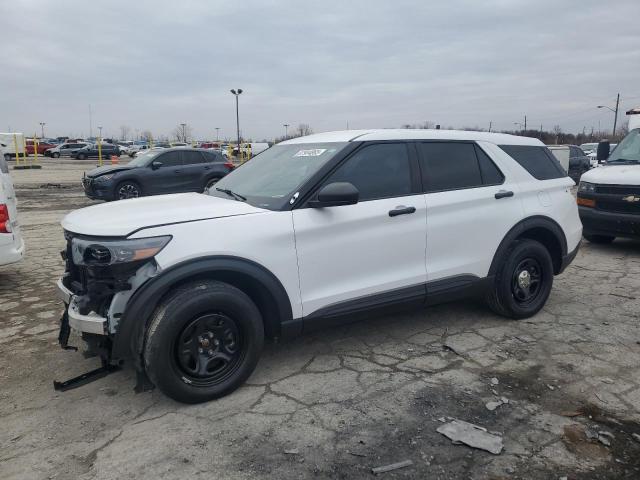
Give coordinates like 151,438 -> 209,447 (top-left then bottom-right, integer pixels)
147,151 -> 186,194
180,150 -> 209,192
292,142 -> 427,317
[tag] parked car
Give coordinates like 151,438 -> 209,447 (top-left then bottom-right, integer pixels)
577,133 -> 640,243
81,147 -> 233,201
548,145 -> 591,182
56,129 -> 581,403
45,142 -> 89,158
26,139 -> 56,155
135,145 -> 164,157
71,143 -> 121,160
0,155 -> 24,266
0,133 -> 25,161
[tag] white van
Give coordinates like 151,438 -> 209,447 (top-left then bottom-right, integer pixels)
0,156 -> 25,266
0,133 -> 25,161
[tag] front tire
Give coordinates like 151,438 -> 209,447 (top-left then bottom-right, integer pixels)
203,176 -> 221,192
486,239 -> 554,319
116,181 -> 142,200
3,153 -> 10,162
76,153 -> 87,160
583,233 -> 615,244
144,280 -> 264,403
52,152 -> 60,158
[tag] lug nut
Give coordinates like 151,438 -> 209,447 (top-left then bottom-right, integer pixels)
214,339 -> 220,346
198,348 -> 203,353
208,349 -> 214,355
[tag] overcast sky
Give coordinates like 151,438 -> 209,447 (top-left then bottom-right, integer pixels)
2,0 -> 639,141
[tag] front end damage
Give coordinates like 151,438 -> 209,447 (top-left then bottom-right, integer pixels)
54,231 -> 168,391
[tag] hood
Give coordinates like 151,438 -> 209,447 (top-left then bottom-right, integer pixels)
581,164 -> 640,185
62,193 -> 267,237
87,165 -> 134,178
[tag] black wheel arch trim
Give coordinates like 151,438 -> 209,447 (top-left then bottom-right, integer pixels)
111,255 -> 294,362
488,216 -> 568,277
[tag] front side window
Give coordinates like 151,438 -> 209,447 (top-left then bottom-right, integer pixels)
499,145 -> 566,180
322,143 -> 412,201
210,142 -> 349,210
157,151 -> 182,167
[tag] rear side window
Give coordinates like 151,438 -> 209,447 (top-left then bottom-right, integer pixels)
499,145 -> 566,180
475,145 -> 505,185
182,151 -> 206,165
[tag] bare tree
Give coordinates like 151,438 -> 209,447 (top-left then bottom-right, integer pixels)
173,124 -> 193,143
293,124 -> 313,137
140,130 -> 153,143
119,125 -> 131,141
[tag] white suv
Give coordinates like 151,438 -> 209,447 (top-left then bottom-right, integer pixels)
55,130 -> 582,403
0,156 -> 24,266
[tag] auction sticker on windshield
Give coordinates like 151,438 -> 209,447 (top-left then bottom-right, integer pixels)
294,149 -> 327,157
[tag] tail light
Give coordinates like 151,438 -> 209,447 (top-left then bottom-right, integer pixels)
224,161 -> 235,169
0,204 -> 10,233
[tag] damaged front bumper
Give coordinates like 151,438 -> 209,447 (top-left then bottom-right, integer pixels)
56,278 -> 107,335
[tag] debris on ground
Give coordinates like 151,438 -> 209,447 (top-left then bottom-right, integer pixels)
632,433 -> 640,443
490,377 -> 499,386
562,424 -> 610,460
486,397 -> 509,411
371,460 -> 413,474
437,419 -> 504,454
283,448 -> 300,455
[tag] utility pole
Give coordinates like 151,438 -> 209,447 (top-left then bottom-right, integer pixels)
98,126 -> 103,138
180,123 -> 186,142
283,123 -> 289,139
488,121 -> 492,132
39,122 -> 46,138
89,104 -> 93,138
524,115 -> 527,131
215,127 -> 220,141
613,93 -> 620,137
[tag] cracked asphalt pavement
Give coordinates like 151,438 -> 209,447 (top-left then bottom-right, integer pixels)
1,160 -> 640,479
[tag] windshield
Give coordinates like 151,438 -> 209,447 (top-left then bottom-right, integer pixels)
607,129 -> 640,164
580,143 -> 597,151
127,150 -> 163,167
209,142 -> 349,209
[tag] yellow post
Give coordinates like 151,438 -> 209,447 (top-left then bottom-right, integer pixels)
13,134 -> 19,166
33,134 -> 38,166
97,137 -> 103,166
21,135 -> 27,165
227,144 -> 232,160
248,144 -> 252,160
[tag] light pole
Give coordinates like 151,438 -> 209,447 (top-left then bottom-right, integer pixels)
180,123 -> 187,142
215,127 -> 220,142
230,89 -> 243,150
98,126 -> 103,139
598,93 -> 620,137
39,122 -> 46,138
283,123 -> 289,139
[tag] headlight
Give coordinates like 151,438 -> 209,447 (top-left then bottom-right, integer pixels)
71,236 -> 171,266
95,174 -> 115,182
578,181 -> 595,193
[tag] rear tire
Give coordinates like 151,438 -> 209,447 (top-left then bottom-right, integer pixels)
144,280 -> 264,403
52,152 -> 60,158
583,234 -> 615,244
203,177 -> 221,192
77,153 -> 87,160
486,239 -> 554,319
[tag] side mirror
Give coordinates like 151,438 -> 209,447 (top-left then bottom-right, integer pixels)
597,140 -> 610,161
151,161 -> 163,170
309,182 -> 359,208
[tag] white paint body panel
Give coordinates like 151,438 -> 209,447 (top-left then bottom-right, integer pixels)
292,195 -> 427,316
581,164 -> 640,185
130,211 -> 304,319
0,168 -> 24,266
62,193 -> 265,237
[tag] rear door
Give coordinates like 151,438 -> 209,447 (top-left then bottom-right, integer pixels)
293,142 -> 427,317
181,150 -> 209,192
418,141 -> 524,282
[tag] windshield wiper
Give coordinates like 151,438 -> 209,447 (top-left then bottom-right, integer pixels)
607,158 -> 640,164
215,187 -> 247,202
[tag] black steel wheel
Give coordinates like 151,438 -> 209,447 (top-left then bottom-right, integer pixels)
486,239 -> 554,319
144,280 -> 264,403
173,313 -> 243,386
116,181 -> 141,200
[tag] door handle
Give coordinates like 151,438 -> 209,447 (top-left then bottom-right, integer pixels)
388,206 -> 416,217
495,190 -> 514,199
173,169 -> 181,173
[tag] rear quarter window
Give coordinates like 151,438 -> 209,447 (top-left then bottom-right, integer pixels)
499,145 -> 566,180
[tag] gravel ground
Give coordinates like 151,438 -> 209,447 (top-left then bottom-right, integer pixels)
1,160 -> 640,479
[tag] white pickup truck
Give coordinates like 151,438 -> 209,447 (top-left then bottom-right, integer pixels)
576,108 -> 640,243
0,155 -> 25,266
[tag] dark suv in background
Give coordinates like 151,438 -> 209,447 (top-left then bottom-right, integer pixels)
82,148 -> 234,201
72,143 -> 121,160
